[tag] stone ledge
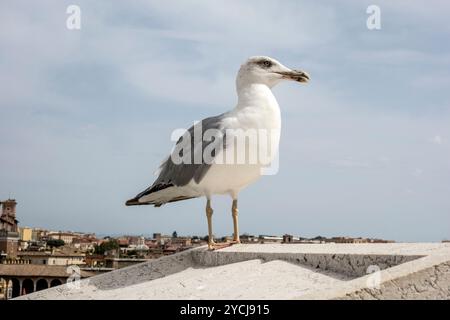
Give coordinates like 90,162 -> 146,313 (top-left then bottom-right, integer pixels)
16,243 -> 450,300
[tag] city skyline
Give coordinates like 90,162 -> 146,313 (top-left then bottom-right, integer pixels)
4,197 -> 401,242
1,1 -> 450,242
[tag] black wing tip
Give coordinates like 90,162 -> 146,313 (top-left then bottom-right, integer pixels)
125,197 -> 161,207
125,183 -> 175,207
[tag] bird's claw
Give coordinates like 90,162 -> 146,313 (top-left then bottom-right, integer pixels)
208,240 -> 241,250
208,242 -> 231,250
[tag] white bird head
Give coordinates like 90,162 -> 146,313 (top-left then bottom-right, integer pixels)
236,56 -> 310,89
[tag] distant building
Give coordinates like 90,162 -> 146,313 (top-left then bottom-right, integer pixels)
171,237 -> 192,247
153,233 -> 161,242
135,236 -> 149,253
0,264 -> 96,300
136,236 -> 146,246
84,254 -> 106,268
153,233 -> 172,245
282,234 -> 307,243
19,227 -> 32,242
145,239 -> 159,247
116,237 -> 130,247
0,199 -> 19,232
327,237 -> 368,244
240,234 -> 258,243
128,236 -> 140,246
0,230 -> 19,259
283,234 -> 293,243
324,237 -> 394,244
17,251 -> 85,266
0,199 -> 20,258
259,235 -> 283,243
47,232 -> 79,244
25,241 -> 46,252
18,240 -> 29,251
71,238 -> 96,252
31,228 -> 48,242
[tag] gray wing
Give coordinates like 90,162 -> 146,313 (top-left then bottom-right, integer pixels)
126,114 -> 227,206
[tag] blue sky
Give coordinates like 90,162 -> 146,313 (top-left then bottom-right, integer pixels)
1,1 -> 449,241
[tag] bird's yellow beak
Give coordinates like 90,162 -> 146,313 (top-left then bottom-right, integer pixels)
276,69 -> 310,83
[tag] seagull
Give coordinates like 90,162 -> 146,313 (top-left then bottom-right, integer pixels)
126,56 -> 309,249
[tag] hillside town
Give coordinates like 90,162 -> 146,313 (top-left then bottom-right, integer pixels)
0,198 -> 395,300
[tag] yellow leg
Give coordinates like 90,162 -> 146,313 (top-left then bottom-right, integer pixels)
232,199 -> 241,243
206,199 -> 215,249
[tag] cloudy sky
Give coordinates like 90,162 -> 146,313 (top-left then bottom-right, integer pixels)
1,1 -> 449,241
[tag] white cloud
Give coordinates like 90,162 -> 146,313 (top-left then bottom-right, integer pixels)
431,135 -> 443,145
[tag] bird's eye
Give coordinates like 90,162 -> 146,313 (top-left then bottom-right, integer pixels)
259,60 -> 272,68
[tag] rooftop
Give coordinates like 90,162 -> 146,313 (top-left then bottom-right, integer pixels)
16,243 -> 450,300
18,251 -> 85,257
0,264 -> 95,278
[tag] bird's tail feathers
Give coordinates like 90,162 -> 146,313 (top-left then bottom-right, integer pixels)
125,183 -> 200,207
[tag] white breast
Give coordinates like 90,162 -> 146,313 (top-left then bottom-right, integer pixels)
189,84 -> 281,198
